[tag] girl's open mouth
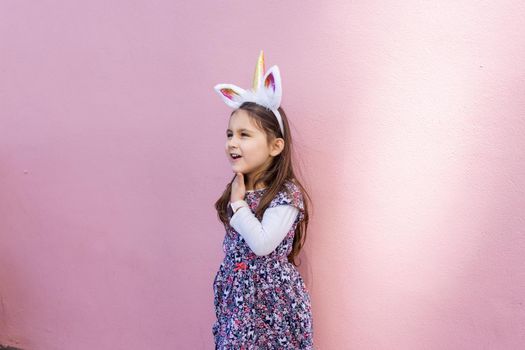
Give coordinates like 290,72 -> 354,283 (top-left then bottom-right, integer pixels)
230,153 -> 242,161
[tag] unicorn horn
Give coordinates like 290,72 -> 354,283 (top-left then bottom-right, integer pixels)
252,50 -> 265,91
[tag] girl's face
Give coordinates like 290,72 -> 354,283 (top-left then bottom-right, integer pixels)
225,109 -> 283,180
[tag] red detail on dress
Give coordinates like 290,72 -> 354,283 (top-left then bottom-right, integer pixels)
234,262 -> 247,271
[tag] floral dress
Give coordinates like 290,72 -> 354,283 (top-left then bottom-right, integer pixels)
212,179 -> 314,349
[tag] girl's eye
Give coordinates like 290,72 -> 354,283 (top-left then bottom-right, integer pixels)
226,133 -> 249,138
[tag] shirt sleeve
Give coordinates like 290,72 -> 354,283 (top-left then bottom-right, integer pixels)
229,204 -> 299,257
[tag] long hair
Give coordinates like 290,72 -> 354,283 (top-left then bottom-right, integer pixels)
214,101 -> 311,267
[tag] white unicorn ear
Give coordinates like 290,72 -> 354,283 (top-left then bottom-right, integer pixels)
214,84 -> 246,109
262,65 -> 282,109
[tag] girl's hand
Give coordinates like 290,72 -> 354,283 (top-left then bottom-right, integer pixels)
231,172 -> 246,202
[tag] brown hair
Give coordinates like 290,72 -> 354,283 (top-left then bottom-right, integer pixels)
214,101 -> 311,267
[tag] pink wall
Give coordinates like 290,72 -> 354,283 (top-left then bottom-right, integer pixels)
1,1 -> 524,349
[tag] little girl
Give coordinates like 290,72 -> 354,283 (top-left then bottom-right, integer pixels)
212,51 -> 314,349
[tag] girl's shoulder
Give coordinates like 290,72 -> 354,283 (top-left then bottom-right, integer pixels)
283,178 -> 301,193
269,178 -> 305,211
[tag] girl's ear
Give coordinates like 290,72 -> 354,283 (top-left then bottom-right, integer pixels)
262,66 -> 282,108
270,137 -> 285,157
214,84 -> 246,109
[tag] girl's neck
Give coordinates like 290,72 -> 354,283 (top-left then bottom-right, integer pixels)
245,177 -> 267,191
246,184 -> 267,191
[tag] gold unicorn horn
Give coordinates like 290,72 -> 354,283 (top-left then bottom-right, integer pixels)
252,50 -> 265,91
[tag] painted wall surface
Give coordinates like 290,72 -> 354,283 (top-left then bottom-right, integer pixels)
1,1 -> 524,349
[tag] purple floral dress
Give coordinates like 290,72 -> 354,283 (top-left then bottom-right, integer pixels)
212,180 -> 314,349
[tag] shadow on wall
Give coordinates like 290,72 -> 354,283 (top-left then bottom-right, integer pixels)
1,346 -> 23,350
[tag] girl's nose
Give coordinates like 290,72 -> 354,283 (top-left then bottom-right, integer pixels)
228,138 -> 239,148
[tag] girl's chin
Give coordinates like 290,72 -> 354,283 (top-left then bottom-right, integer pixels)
231,166 -> 249,175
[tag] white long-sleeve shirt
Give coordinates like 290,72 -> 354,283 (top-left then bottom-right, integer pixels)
229,200 -> 299,257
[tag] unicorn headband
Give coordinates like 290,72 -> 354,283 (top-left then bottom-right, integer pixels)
214,50 -> 284,136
